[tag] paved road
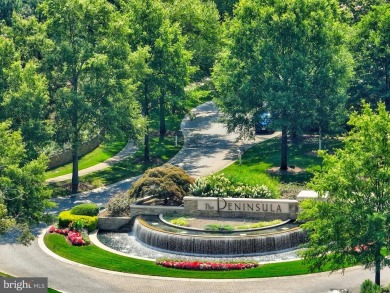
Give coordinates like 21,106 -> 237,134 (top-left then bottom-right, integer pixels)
1,236 -> 389,293
50,101 -> 279,213
0,101 -> 387,293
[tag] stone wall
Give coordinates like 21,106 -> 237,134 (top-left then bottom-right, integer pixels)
97,216 -> 132,230
129,205 -> 184,217
48,134 -> 103,169
183,196 -> 298,220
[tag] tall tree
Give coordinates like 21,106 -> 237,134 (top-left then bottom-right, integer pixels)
348,4 -> 390,109
0,17 -> 53,160
213,0 -> 352,170
124,0 -> 192,159
154,20 -> 192,137
0,122 -> 53,244
165,0 -> 220,77
40,0 -> 141,193
298,102 -> 390,286
1,60 -> 51,160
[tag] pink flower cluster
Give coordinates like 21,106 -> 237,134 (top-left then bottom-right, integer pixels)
48,226 -> 85,246
48,226 -> 69,235
156,260 -> 259,271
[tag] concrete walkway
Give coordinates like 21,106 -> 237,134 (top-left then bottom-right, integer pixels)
0,101 -> 386,293
46,140 -> 138,183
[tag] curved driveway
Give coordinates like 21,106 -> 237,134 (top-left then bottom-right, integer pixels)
1,101 -> 388,292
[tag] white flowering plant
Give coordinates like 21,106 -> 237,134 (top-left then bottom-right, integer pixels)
189,174 -> 275,198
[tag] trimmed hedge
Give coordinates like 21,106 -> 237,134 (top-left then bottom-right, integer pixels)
58,211 -> 98,232
70,203 -> 99,216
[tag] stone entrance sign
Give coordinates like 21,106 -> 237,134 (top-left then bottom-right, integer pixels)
197,198 -> 290,213
184,196 -> 298,220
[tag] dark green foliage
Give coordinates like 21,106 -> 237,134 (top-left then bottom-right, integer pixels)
58,210 -> 97,232
213,0 -> 238,18
128,164 -> 195,205
166,0 -> 220,77
70,203 -> 99,217
348,4 -> 390,109
360,279 -> 381,293
0,0 -> 21,25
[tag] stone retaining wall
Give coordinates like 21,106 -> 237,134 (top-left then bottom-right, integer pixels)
48,134 -> 103,169
129,205 -> 184,217
97,216 -> 132,230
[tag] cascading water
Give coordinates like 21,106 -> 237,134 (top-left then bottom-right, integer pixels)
132,217 -> 306,256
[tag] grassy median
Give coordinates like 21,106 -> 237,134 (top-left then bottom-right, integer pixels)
44,233 -> 336,279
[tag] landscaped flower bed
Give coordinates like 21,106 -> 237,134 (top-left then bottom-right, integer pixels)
156,259 -> 259,270
48,226 -> 85,246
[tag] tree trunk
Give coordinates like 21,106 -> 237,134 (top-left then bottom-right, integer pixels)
280,125 -> 288,170
159,93 -> 166,137
71,125 -> 79,194
71,148 -> 79,194
144,132 -> 150,162
71,87 -> 79,194
290,126 -> 300,144
318,126 -> 322,150
375,258 -> 381,286
143,83 -> 150,162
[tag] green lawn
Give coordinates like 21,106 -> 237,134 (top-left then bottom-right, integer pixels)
45,139 -> 128,179
47,81 -> 214,197
48,135 -> 183,197
218,136 -> 342,197
44,233 -> 337,279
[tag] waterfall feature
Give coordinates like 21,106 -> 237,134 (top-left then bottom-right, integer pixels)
133,218 -> 306,255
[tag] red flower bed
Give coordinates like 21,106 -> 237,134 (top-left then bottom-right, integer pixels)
156,260 -> 259,271
48,226 -> 85,246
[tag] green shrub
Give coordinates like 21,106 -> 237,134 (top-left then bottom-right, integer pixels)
70,203 -> 99,216
128,164 -> 195,205
204,224 -> 234,232
189,173 -> 275,199
58,211 -> 98,232
236,219 -> 283,230
360,279 -> 381,293
106,191 -> 136,217
170,217 -> 189,227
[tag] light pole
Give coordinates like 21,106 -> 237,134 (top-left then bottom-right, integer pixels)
238,150 -> 242,166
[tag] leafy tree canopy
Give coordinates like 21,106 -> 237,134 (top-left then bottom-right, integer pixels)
348,4 -> 390,109
0,122 -> 53,244
298,102 -> 390,286
39,0 -> 142,192
165,0 -> 221,77
213,0 -> 352,169
339,0 -> 387,23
